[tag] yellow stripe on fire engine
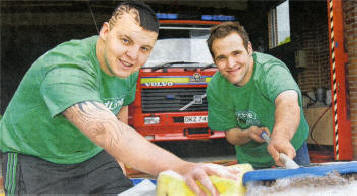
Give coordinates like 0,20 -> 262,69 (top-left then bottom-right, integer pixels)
140,77 -> 212,84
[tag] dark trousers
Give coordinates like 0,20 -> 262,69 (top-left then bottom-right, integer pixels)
1,150 -> 133,195
293,141 -> 311,166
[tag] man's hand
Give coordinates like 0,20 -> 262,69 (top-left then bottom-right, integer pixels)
181,163 -> 241,196
247,126 -> 270,143
226,126 -> 270,145
267,135 -> 296,166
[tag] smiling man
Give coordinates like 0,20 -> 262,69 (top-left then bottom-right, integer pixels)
206,22 -> 310,169
0,1 -> 240,195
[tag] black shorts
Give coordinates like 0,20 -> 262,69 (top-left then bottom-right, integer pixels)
1,150 -> 133,195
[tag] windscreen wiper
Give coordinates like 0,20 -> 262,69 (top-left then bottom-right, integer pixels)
179,93 -> 207,111
151,61 -> 200,72
200,63 -> 216,71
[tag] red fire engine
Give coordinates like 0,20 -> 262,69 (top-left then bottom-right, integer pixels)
128,20 -> 225,141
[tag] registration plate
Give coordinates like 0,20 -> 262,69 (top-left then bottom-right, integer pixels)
184,116 -> 208,123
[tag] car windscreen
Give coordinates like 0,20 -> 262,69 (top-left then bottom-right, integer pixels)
143,27 -> 216,68
143,38 -> 214,68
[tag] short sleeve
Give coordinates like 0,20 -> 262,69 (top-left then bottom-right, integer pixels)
40,66 -> 101,117
259,64 -> 300,102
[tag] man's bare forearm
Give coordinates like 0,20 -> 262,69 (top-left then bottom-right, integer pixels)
225,127 -> 250,145
272,90 -> 300,141
226,125 -> 268,145
63,101 -> 190,176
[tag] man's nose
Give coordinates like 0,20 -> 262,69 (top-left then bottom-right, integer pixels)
126,45 -> 139,59
227,56 -> 235,69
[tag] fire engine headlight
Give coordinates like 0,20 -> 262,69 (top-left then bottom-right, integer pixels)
144,117 -> 160,124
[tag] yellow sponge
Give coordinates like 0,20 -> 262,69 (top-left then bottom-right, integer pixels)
156,164 -> 253,196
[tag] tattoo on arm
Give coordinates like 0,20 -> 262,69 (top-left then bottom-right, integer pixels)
63,101 -> 128,152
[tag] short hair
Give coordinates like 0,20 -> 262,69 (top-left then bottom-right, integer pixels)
109,0 -> 159,33
207,21 -> 250,57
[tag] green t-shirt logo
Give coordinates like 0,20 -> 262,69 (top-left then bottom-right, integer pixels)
103,98 -> 124,114
235,111 -> 261,129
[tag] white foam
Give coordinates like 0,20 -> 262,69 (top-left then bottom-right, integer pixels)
246,173 -> 357,196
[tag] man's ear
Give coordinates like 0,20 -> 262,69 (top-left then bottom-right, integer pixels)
247,41 -> 253,55
99,22 -> 110,41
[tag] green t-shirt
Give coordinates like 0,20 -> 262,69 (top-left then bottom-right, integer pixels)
0,36 -> 138,164
207,52 -> 309,168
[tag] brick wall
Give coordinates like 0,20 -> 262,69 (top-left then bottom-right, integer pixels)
344,0 -> 357,160
290,1 -> 357,160
294,16 -> 330,93
296,0 -> 357,160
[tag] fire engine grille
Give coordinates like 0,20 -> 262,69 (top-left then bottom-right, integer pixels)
185,127 -> 210,135
141,88 -> 208,113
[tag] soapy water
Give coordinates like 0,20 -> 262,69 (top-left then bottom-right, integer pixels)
246,171 -> 357,196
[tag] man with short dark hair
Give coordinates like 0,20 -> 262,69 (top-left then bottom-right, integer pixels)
0,1 -> 239,195
207,21 -> 310,169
